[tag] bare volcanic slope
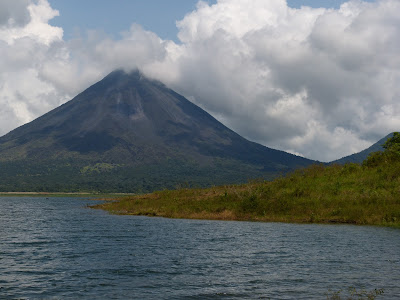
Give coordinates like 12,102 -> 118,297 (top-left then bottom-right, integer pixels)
0,70 -> 316,192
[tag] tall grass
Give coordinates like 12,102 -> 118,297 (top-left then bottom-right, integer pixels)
94,135 -> 400,227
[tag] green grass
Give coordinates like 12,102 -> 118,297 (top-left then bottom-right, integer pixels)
93,147 -> 400,227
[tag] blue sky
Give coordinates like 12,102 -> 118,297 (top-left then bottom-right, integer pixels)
48,0 -> 215,41
48,0 -> 374,42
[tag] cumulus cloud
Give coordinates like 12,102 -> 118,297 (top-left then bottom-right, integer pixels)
0,0 -> 66,135
0,0 -> 31,27
150,0 -> 400,161
0,0 -> 62,45
1,0 -> 400,162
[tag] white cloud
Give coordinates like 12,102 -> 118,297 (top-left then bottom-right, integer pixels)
0,0 -> 65,135
1,0 -> 400,162
0,0 -> 62,45
152,0 -> 400,161
0,0 -> 31,27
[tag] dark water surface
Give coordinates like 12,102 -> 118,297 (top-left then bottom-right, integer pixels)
0,197 -> 399,299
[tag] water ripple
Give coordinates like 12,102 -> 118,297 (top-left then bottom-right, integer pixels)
0,197 -> 399,299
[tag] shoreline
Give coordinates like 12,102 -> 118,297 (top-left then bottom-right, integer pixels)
0,192 -> 133,198
91,183 -> 400,228
1,190 -> 398,228
92,205 -> 377,227
92,204 -> 400,228
90,152 -> 400,229
91,208 -> 400,228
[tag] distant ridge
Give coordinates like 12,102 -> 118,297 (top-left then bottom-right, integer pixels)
0,70 -> 316,192
331,133 -> 394,164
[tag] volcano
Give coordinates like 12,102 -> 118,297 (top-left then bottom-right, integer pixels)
0,70 -> 315,192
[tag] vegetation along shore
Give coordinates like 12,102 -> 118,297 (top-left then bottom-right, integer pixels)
93,133 -> 400,227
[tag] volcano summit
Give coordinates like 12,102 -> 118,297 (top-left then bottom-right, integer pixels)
0,70 -> 315,192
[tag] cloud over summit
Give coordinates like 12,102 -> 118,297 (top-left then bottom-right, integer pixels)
0,0 -> 399,161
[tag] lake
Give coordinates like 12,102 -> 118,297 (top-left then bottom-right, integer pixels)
0,197 -> 399,299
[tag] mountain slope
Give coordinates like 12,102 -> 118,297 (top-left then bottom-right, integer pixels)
331,133 -> 394,164
0,70 -> 316,192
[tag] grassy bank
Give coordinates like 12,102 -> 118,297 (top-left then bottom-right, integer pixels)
93,136 -> 400,227
93,162 -> 400,227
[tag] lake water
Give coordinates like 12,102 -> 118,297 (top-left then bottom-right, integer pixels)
0,197 -> 399,299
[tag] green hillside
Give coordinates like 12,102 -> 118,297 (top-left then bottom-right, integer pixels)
94,133 -> 400,227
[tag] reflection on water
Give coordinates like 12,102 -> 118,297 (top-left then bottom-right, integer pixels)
0,197 -> 399,299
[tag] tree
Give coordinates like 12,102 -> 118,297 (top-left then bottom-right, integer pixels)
363,132 -> 400,167
383,132 -> 400,154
